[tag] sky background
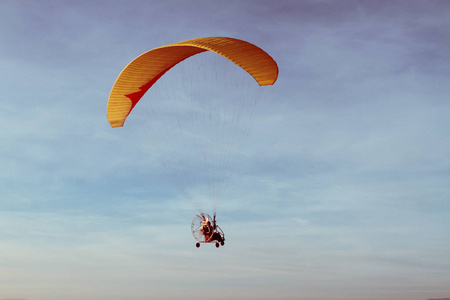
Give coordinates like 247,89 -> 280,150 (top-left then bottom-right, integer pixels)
1,1 -> 450,300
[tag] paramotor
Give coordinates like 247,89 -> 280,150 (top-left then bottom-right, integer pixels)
107,37 -> 278,247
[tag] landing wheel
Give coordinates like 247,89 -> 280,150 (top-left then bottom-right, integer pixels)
221,240 -> 225,246
196,242 -> 200,248
215,242 -> 219,248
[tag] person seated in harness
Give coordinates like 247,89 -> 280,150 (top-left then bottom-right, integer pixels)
201,217 -> 213,242
211,230 -> 223,244
210,215 -> 224,244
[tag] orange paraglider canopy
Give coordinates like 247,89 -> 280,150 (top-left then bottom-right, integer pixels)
107,37 -> 279,128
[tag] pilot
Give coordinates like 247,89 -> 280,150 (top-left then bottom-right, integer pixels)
201,217 -> 212,241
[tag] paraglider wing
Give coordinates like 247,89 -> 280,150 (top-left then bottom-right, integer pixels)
107,37 -> 279,128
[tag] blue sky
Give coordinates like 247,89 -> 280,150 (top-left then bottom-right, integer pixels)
1,1 -> 450,300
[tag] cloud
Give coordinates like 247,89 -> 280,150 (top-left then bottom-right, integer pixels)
1,1 -> 450,299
